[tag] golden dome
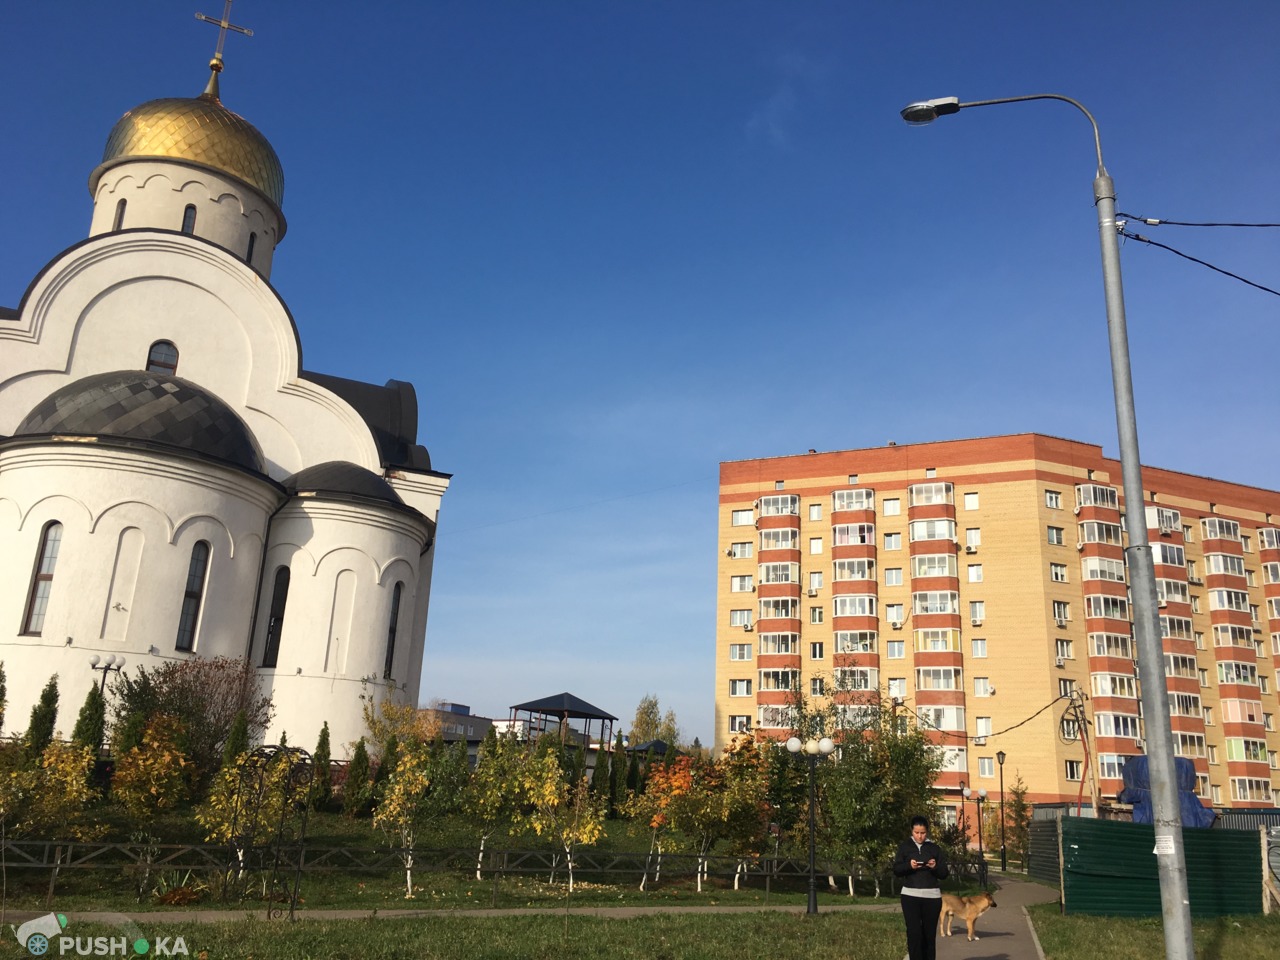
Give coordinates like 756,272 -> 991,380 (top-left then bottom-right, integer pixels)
93,92 -> 284,208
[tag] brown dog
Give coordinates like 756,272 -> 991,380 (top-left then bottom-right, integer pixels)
938,891 -> 997,941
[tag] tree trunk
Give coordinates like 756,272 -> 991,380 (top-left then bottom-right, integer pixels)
475,833 -> 488,882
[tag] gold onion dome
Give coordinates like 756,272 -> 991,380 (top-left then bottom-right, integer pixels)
91,70 -> 284,209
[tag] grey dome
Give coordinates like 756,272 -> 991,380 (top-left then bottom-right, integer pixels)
15,370 -> 265,473
285,461 -> 404,505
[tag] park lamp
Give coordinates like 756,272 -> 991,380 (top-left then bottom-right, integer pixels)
787,735 -> 836,914
786,736 -> 835,757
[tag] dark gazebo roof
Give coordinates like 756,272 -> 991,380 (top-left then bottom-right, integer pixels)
509,692 -> 617,721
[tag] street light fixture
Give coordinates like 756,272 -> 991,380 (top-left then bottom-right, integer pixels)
899,91 -> 1194,960
787,735 -> 835,915
996,750 -> 1007,872
89,654 -> 125,694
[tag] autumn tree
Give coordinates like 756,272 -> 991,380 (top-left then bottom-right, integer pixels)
715,734 -> 773,889
372,736 -> 468,897
111,714 -> 189,816
71,684 -> 107,753
629,694 -> 681,747
467,728 -> 528,880
520,739 -> 606,893
197,747 -> 301,876
25,675 -> 59,759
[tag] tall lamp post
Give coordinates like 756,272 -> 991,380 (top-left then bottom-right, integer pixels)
996,750 -> 1007,872
787,735 -> 835,915
898,92 -> 1193,960
89,653 -> 125,694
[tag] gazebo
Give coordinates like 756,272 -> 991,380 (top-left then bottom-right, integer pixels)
507,692 -> 617,749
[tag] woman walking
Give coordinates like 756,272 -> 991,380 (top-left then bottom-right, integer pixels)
893,815 -> 949,960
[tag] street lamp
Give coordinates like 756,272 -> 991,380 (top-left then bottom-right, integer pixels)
787,735 -> 835,915
89,654 -> 125,694
899,91 -> 1194,960
996,750 -> 1007,872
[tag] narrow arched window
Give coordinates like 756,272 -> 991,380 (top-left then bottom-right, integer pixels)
383,581 -> 404,679
246,232 -> 257,264
262,566 -> 290,668
146,340 -> 178,374
22,521 -> 63,635
112,198 -> 127,231
181,204 -> 197,235
175,541 -> 210,652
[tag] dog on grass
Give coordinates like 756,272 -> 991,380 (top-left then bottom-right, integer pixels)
938,890 -> 997,941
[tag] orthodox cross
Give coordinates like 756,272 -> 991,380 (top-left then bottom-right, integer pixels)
195,0 -> 254,71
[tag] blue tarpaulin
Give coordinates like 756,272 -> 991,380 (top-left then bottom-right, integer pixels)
1117,755 -> 1216,828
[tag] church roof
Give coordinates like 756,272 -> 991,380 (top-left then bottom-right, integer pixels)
91,91 -> 284,209
285,461 -> 405,506
301,371 -> 433,472
15,370 -> 265,473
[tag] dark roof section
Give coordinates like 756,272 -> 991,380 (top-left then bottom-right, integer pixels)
301,370 -> 431,471
0,306 -> 18,321
509,693 -> 618,722
15,370 -> 265,473
286,461 -> 405,506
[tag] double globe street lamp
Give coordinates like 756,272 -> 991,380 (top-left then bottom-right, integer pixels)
899,91 -> 1193,960
786,735 -> 835,915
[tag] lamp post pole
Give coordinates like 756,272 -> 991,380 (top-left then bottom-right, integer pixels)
899,92 -> 1193,960
787,735 -> 835,915
996,750 -> 1007,872
88,654 -> 126,754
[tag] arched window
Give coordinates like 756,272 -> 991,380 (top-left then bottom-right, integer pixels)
181,204 -> 197,235
262,566 -> 290,668
383,581 -> 404,679
22,521 -> 63,635
175,541 -> 210,652
246,232 -> 257,264
146,340 -> 178,374
112,198 -> 127,231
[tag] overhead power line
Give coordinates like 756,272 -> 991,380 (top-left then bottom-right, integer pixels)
1117,212 -> 1280,228
1118,228 -> 1280,298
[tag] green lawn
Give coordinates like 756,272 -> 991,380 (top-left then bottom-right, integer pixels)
1029,903 -> 1280,960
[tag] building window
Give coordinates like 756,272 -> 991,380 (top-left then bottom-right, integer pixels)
181,204 -> 197,234
1202,705 -> 1214,725
847,474 -> 859,485
883,498 -> 901,516
978,756 -> 994,778
810,606 -> 824,624
261,566 -> 290,668
965,527 -> 981,548
730,575 -> 754,592
1058,679 -> 1075,697
774,480 -> 785,491
888,677 -> 906,699
885,567 -> 903,587
969,600 -> 986,621
886,640 -> 904,659
146,340 -> 179,374
968,564 -> 983,583
971,638 -> 987,658
1047,526 -> 1065,545
1053,600 -> 1070,621
810,641 -> 824,660
729,541 -> 753,559
731,509 -> 753,526
112,198 -> 127,231
383,581 -> 404,679
964,492 -> 979,511
974,677 -> 992,697
1046,490 -> 1062,509
808,503 -> 821,521
174,540 -> 210,652
729,643 -> 752,661
884,603 -> 904,624
246,231 -> 257,264
810,677 -> 826,697
809,537 -> 823,555
808,571 -> 823,592
729,679 -> 752,697
925,468 -> 937,478
1056,638 -> 1073,660
1065,760 -> 1082,781
21,521 -> 63,635
729,715 -> 751,732
730,609 -> 752,627
976,717 -> 992,737
884,532 -> 901,550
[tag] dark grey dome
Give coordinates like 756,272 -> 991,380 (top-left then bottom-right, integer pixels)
286,461 -> 404,505
15,370 -> 265,473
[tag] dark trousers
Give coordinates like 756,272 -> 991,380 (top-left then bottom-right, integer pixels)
901,894 -> 943,960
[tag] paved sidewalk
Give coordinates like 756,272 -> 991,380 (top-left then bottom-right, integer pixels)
927,874 -> 1060,960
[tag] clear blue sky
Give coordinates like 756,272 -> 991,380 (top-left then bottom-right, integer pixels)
3,2 -> 1277,746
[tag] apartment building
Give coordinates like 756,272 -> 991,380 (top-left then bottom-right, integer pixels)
715,434 -> 1280,816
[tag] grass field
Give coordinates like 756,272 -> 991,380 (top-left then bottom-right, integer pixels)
1029,903 -> 1280,960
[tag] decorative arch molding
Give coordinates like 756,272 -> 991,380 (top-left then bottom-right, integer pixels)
18,492 -> 94,530
263,540 -> 316,577
171,512 -> 237,558
0,496 -> 21,528
312,544 -> 380,582
377,556 -> 418,587
89,498 -> 174,538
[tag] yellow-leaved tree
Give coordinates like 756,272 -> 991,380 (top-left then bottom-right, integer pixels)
0,741 -> 104,840
111,714 -> 189,816
520,740 -> 606,893
467,728 -> 528,880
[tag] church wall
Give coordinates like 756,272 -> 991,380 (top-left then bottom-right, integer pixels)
90,162 -> 279,276
0,442 -> 279,741
252,499 -> 431,752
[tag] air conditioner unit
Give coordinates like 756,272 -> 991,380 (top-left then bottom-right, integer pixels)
725,548 -> 734,557
1157,599 -> 1168,608
965,545 -> 978,554
807,588 -> 818,597
1055,656 -> 1066,668
1076,542 -> 1086,551
743,623 -> 753,632
971,618 -> 983,627
891,621 -> 903,631
1187,576 -> 1203,585
1055,617 -> 1068,628
973,737 -> 987,746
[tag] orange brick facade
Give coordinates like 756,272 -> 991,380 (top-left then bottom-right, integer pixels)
715,434 -> 1280,819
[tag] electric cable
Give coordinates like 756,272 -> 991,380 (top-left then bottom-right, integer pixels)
1119,228 -> 1280,298
1117,212 -> 1280,228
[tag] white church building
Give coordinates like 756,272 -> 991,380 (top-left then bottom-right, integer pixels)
0,51 -> 448,752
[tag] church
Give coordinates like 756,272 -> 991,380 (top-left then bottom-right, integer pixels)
0,34 -> 448,752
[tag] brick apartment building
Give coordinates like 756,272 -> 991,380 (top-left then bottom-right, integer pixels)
715,434 -> 1280,818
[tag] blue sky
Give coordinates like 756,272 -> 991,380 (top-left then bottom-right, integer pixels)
3,2 -> 1278,745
